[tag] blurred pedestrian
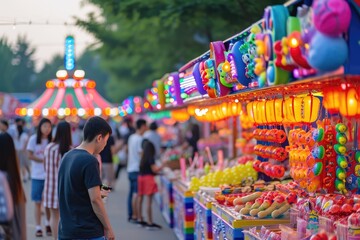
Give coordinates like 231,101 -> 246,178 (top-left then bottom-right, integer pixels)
137,140 -> 166,230
10,118 -> 30,182
115,118 -> 135,180
127,119 -> 147,224
99,134 -> 123,188
0,132 -> 27,240
71,121 -> 82,147
27,118 -> 52,237
58,116 -> 114,240
44,121 -> 72,240
183,123 -> 200,159
144,122 -> 162,160
0,119 -> 9,133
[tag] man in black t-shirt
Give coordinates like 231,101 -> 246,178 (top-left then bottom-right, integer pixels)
58,117 -> 115,240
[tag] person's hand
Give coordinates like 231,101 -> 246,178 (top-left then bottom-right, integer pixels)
100,188 -> 111,199
105,227 -> 115,240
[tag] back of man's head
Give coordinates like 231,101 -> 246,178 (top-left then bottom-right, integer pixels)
136,119 -> 146,130
0,119 -> 8,129
149,122 -> 158,131
83,116 -> 112,142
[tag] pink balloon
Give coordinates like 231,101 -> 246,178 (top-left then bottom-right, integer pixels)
313,0 -> 351,36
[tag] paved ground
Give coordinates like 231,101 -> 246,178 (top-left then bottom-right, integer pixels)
25,169 -> 177,240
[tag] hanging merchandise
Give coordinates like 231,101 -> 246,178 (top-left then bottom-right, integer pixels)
228,38 -> 252,87
246,95 -> 321,125
163,72 -> 184,107
308,0 -> 351,72
116,0 -> 360,239
199,41 -> 232,98
144,79 -> 166,111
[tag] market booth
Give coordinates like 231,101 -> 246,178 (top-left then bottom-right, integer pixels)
135,0 -> 360,239
127,0 -> 360,238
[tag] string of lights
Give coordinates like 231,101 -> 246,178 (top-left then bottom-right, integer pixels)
0,20 -> 77,26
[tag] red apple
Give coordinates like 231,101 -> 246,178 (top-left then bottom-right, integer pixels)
329,204 -> 341,215
341,203 -> 354,214
353,203 -> 360,212
317,231 -> 329,240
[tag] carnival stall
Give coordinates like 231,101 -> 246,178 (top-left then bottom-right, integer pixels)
124,0 -> 360,239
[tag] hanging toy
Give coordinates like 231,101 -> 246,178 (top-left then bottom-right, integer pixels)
335,122 -> 349,194
308,0 -> 351,72
336,123 -> 348,133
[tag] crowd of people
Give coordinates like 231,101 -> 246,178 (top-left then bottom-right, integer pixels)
0,115 -> 200,239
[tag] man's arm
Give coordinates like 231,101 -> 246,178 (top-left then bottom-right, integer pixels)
88,186 -> 115,240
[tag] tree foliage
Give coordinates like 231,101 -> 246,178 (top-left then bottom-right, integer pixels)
12,36 -> 36,92
0,38 -> 16,93
33,54 -> 63,94
77,0 -> 285,101
77,49 -> 110,100
0,36 -> 37,94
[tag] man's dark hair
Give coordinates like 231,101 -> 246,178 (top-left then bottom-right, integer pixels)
149,122 -> 158,131
15,118 -> 23,123
136,119 -> 146,130
83,116 -> 112,142
0,119 -> 8,128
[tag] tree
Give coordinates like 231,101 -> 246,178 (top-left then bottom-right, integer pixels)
77,0 -> 286,101
77,49 -> 111,100
12,36 -> 36,92
0,38 -> 16,93
33,54 -> 63,94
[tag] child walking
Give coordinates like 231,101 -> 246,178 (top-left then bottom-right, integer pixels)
137,140 -> 166,230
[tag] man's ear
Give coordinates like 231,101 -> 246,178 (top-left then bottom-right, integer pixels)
95,134 -> 102,143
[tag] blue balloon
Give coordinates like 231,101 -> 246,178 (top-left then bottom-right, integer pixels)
308,32 -> 348,72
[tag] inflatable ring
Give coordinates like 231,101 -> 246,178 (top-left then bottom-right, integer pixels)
210,41 -> 231,97
230,41 -> 251,86
264,5 -> 290,85
287,16 -> 301,35
192,62 -> 207,95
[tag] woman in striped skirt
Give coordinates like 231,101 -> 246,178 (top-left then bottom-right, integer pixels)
44,121 -> 72,240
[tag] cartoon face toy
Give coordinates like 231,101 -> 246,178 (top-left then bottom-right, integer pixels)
355,164 -> 360,177
311,146 -> 325,159
312,128 -> 324,142
242,53 -> 251,65
346,174 -> 358,190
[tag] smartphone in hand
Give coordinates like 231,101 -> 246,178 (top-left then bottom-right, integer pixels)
101,185 -> 113,191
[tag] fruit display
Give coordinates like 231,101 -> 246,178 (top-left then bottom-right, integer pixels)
188,161 -> 258,192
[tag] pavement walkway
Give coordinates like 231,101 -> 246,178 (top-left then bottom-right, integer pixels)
25,169 -> 177,240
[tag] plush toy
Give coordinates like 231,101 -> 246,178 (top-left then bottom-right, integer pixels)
308,32 -> 348,72
313,0 -> 351,36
